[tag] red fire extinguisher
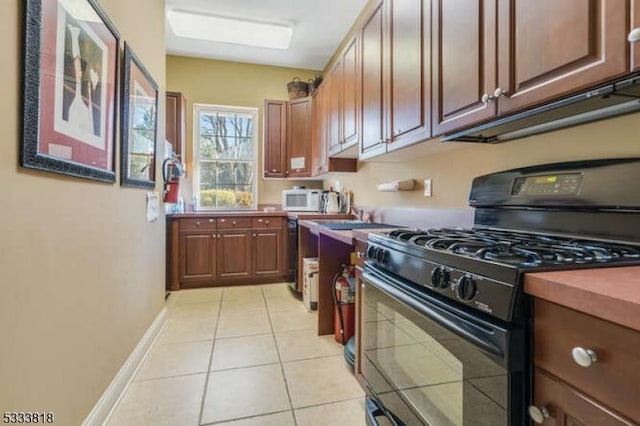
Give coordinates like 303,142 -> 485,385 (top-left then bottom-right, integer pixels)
333,265 -> 356,345
162,157 -> 185,203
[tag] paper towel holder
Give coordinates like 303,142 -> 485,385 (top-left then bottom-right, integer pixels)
377,179 -> 415,192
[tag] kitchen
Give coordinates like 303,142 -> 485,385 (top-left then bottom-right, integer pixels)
2,0 -> 640,425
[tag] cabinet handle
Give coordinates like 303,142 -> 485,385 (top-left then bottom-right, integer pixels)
195,221 -> 200,227
232,220 -> 237,225
271,168 -> 277,172
493,87 -> 508,98
629,27 -> 640,43
528,405 -> 549,424
265,220 -> 269,224
252,233 -> 256,238
212,234 -> 216,239
481,93 -> 494,104
571,347 -> 598,367
217,234 -> 221,238
208,218 -> 214,222
258,219 -> 263,222
219,219 -> 225,222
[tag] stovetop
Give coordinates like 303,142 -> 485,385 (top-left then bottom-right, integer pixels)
384,227 -> 640,269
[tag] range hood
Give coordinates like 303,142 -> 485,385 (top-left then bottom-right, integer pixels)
442,74 -> 640,143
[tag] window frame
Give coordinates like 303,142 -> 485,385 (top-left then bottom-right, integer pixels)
192,103 -> 259,211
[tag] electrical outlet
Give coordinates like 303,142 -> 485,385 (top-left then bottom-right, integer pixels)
424,179 -> 432,197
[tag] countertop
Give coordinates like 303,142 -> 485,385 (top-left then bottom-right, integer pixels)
167,211 -> 352,219
525,266 -> 640,332
298,219 -> 394,246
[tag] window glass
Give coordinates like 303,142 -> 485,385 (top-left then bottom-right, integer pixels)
193,105 -> 258,210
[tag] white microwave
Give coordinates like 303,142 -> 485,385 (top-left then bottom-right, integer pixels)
282,189 -> 321,211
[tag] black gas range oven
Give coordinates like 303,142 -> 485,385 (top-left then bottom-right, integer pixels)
361,158 -> 640,426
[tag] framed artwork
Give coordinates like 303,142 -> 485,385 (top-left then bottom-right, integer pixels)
22,0 -> 120,182
120,43 -> 158,188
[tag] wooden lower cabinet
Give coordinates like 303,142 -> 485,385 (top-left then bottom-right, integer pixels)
170,216 -> 287,288
217,230 -> 252,280
531,299 -> 639,425
253,229 -> 283,277
179,230 -> 217,288
531,369 -> 634,426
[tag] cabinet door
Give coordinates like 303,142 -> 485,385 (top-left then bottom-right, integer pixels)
217,231 -> 252,280
631,0 -> 640,72
387,0 -> 431,151
179,230 -> 216,286
253,229 -> 283,277
286,97 -> 312,178
342,35 -> 359,150
432,0 -> 497,135
497,0 -> 629,115
328,60 -> 343,156
532,369 -> 634,426
166,92 -> 185,158
263,100 -> 287,177
360,1 -> 387,160
311,88 -> 328,176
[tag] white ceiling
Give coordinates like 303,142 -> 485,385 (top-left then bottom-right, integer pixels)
165,0 -> 368,71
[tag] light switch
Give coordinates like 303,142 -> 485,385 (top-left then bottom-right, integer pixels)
424,179 -> 432,197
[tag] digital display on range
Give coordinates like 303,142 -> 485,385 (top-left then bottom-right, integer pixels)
512,173 -> 582,196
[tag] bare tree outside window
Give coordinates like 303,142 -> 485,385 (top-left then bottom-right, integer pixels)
194,105 -> 258,210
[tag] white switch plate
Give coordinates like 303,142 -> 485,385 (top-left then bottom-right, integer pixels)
424,179 -> 432,197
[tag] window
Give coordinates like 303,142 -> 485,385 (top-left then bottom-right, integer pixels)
193,104 -> 258,210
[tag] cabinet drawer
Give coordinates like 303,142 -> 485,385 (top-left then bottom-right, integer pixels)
179,218 -> 216,230
532,368 -> 634,425
217,217 -> 252,229
252,217 -> 282,228
534,300 -> 640,421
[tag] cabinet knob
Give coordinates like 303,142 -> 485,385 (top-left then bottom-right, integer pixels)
232,220 -> 237,225
195,221 -> 200,227
212,234 -> 216,239
628,27 -> 640,43
481,93 -> 494,104
528,405 -> 549,424
208,218 -> 214,222
265,220 -> 269,224
252,233 -> 256,238
271,169 -> 277,172
493,87 -> 508,98
571,347 -> 598,367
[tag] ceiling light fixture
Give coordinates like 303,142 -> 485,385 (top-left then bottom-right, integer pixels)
167,9 -> 293,50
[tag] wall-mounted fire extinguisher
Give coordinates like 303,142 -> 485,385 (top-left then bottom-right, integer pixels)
162,157 -> 185,203
333,264 -> 356,345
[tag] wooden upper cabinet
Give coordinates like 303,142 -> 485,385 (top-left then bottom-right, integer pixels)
286,97 -> 312,177
311,88 -> 328,176
342,35 -> 359,150
263,100 -> 286,177
630,0 -> 640,72
497,0 -> 630,115
166,91 -> 186,158
431,0 -> 497,135
387,0 -> 431,152
328,60 -> 343,156
360,1 -> 387,160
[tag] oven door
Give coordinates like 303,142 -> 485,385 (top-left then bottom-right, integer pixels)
361,266 -> 528,426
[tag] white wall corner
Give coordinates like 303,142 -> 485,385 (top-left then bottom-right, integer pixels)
82,307 -> 168,426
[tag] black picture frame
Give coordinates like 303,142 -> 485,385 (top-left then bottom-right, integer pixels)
120,43 -> 158,188
21,0 -> 120,183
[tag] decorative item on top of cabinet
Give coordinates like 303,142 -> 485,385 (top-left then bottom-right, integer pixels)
530,299 -> 640,424
359,0 -> 431,160
166,91 -> 186,159
432,0 -> 630,136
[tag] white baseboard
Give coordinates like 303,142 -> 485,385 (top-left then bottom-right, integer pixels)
83,306 -> 168,426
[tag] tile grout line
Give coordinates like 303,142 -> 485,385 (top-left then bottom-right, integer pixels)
263,286 -> 300,426
197,291 -> 224,426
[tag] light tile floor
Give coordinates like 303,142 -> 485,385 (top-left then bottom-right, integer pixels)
107,283 -> 365,426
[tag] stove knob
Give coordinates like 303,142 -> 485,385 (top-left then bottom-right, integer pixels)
376,248 -> 388,264
367,246 -> 378,260
430,267 -> 450,289
456,275 -> 477,301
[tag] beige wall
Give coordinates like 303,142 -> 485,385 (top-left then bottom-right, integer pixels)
166,56 -> 323,207
0,0 -> 166,424
327,113 -> 640,209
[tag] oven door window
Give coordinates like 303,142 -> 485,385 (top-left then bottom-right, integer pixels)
362,274 -> 511,426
